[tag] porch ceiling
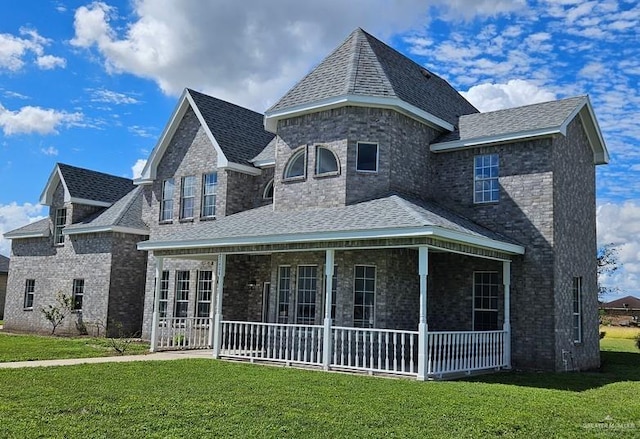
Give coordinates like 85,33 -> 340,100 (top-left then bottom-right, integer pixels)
139,194 -> 524,260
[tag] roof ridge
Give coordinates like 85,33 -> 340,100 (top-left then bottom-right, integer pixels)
112,186 -> 141,227
466,95 -> 587,118
186,88 -> 266,118
57,162 -> 133,184
387,195 -> 430,226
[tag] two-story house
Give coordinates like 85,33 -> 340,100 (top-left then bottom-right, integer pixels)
134,28 -> 608,379
3,164 -> 149,336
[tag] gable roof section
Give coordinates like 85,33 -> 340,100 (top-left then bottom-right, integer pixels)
0,254 -> 9,273
137,89 -> 274,183
601,296 -> 640,309
3,218 -> 50,239
64,187 -> 149,236
40,163 -> 135,207
430,95 -> 609,164
264,28 -> 478,133
138,194 -> 524,256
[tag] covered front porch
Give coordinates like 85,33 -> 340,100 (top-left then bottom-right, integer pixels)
148,246 -> 515,380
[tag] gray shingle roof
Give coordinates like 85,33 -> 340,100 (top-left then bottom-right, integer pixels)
0,254 -> 9,273
433,96 -> 587,144
58,163 -> 135,204
3,218 -> 50,239
268,28 -> 478,126
142,194 -> 519,251
65,187 -> 148,234
251,136 -> 277,165
187,89 -> 275,165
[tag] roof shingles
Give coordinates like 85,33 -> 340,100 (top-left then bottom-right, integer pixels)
58,163 -> 135,204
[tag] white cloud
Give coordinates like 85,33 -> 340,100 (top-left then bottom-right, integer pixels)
69,1 -> 527,111
461,79 -> 557,112
0,202 -> 46,256
597,201 -> 640,299
131,159 -> 147,179
88,88 -> 141,105
0,27 -> 59,72
40,146 -> 59,156
36,54 -> 66,70
128,125 -> 154,138
0,103 -> 83,135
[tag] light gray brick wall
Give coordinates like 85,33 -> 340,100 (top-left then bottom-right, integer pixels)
0,272 -> 7,320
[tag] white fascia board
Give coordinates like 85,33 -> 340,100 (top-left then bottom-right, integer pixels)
186,91 -> 231,170
138,225 -> 524,255
430,127 -> 560,152
264,94 -> 454,133
579,99 -> 609,165
4,230 -> 49,239
218,160 -> 262,176
134,177 -> 154,186
39,165 -> 66,205
139,90 -> 191,181
251,159 -> 275,168
64,225 -> 149,236
68,197 -> 112,208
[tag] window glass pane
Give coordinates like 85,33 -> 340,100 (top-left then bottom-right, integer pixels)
296,266 -> 317,324
473,272 -> 499,331
72,279 -> 84,310
316,147 -> 338,174
201,173 -> 217,218
357,143 -> 378,172
160,179 -> 174,221
354,265 -> 375,328
264,180 -> 274,199
284,150 -> 306,179
474,154 -> 499,203
181,176 -> 196,219
278,266 -> 291,323
175,271 -> 190,318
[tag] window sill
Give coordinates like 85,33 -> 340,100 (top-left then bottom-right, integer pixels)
158,220 -> 173,225
355,170 -> 378,174
313,171 -> 341,179
71,309 -> 83,314
23,307 -> 33,311
179,218 -> 195,223
199,216 -> 216,222
283,176 -> 306,183
473,200 -> 500,205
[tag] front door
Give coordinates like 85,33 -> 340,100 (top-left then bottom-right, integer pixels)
261,282 -> 271,323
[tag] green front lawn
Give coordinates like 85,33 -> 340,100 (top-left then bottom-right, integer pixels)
0,332 -> 149,362
0,337 -> 638,438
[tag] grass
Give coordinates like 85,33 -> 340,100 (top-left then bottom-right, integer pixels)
0,336 -> 637,438
0,332 -> 149,362
599,325 -> 640,339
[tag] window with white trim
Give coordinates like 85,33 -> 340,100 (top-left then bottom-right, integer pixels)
277,266 -> 291,323
197,270 -> 213,318
24,279 -> 35,309
573,277 -> 583,343
354,265 -> 375,328
473,272 -> 499,330
315,146 -> 339,175
54,208 -> 66,245
296,266 -> 317,324
201,173 -> 217,218
263,179 -> 274,200
283,148 -> 306,180
72,278 -> 84,311
160,179 -> 174,221
180,176 -> 196,219
159,270 -> 169,318
474,154 -> 499,203
174,271 -> 190,318
356,142 -> 378,172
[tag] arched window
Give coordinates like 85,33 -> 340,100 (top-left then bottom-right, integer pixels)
263,179 -> 274,200
315,146 -> 339,175
283,148 -> 306,180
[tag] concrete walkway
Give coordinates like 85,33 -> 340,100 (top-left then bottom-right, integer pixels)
0,350 -> 214,369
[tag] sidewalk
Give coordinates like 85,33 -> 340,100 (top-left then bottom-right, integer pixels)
0,349 -> 214,369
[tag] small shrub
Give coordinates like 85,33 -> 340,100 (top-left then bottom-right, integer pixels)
41,292 -> 73,335
599,331 -> 606,339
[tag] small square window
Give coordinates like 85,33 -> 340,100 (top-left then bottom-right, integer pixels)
356,142 -> 378,172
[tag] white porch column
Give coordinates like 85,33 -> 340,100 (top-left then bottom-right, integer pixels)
150,256 -> 164,353
212,254 -> 226,359
322,249 -> 335,370
208,261 -> 217,349
417,247 -> 429,381
503,260 -> 512,369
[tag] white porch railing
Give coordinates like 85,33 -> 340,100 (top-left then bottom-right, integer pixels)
331,326 -> 419,375
155,317 -> 212,350
219,321 -> 324,366
428,330 -> 507,377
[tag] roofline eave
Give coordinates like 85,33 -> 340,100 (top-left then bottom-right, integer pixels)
137,226 -> 524,256
264,94 -> 454,133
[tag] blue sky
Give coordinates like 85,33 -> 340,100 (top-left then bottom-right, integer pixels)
0,0 -> 638,300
